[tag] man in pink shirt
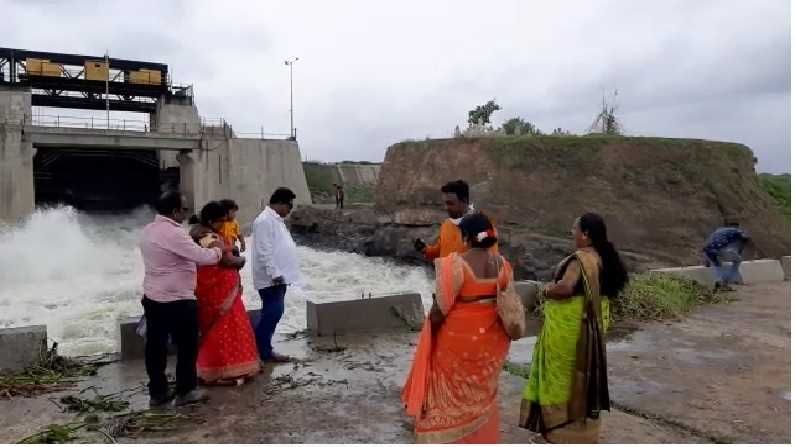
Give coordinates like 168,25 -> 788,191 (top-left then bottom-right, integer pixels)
139,191 -> 222,407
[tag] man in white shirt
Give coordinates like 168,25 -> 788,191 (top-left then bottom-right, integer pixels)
252,187 -> 301,362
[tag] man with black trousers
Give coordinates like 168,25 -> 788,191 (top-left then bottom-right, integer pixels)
139,191 -> 223,407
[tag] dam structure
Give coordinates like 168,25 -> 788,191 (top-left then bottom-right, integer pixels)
0,47 -> 311,227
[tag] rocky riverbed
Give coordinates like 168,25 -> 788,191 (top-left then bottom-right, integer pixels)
289,205 -> 671,281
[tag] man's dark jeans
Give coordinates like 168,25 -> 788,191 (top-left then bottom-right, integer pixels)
255,285 -> 287,360
142,297 -> 199,399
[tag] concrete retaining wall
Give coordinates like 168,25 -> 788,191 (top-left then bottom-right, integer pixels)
307,293 -> 424,336
0,325 -> 47,373
303,162 -> 380,204
0,87 -> 35,223
228,139 -> 312,229
337,164 -> 380,185
738,259 -> 785,283
651,259 -> 786,286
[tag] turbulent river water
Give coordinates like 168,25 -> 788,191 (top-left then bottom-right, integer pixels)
0,206 -> 435,356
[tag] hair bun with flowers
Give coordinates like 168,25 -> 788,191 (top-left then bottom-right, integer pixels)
476,228 -> 496,242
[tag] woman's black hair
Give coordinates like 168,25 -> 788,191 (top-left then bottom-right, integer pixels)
578,213 -> 629,298
187,214 -> 200,225
458,212 -> 497,249
199,201 -> 227,227
219,199 -> 239,212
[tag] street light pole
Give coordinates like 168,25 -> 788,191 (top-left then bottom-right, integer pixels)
105,50 -> 110,129
284,57 -> 299,140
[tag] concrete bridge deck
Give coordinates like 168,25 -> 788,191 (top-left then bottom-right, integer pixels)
0,282 -> 789,443
29,126 -> 202,151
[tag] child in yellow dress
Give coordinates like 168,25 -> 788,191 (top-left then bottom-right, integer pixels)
219,199 -> 246,253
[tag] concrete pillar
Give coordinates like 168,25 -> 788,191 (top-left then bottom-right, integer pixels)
150,95 -> 201,135
176,150 -> 196,214
0,87 -> 34,223
177,137 -> 230,215
226,138 -> 312,229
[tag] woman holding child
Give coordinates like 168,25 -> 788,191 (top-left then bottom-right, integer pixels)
190,201 -> 260,384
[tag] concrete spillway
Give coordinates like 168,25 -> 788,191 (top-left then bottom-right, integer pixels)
0,86 -> 311,226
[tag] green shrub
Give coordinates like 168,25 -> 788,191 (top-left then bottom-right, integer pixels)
613,272 -> 720,321
759,173 -> 790,221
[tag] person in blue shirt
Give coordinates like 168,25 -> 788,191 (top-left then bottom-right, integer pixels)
703,221 -> 751,292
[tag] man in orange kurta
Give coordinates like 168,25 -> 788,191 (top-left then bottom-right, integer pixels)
415,180 -> 497,260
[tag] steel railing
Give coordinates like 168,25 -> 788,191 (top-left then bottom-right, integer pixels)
0,113 -> 295,140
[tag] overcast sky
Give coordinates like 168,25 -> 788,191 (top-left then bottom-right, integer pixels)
4,0 -> 791,172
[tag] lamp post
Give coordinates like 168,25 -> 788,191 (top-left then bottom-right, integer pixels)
284,57 -> 299,140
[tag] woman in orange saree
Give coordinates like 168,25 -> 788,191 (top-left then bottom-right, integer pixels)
402,212 -> 513,443
190,202 -> 260,385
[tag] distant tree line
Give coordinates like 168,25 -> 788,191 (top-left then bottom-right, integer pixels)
461,95 -> 622,138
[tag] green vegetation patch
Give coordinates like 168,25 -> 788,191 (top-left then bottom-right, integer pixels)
759,173 -> 790,221
0,343 -> 108,399
612,272 -> 724,321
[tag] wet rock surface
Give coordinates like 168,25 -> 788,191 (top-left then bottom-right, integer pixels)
0,283 -> 789,443
290,206 -> 670,280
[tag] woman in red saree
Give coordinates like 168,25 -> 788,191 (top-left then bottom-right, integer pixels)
402,212 -> 514,443
190,202 -> 260,385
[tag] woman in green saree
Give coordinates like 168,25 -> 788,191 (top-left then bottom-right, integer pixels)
519,213 -> 629,443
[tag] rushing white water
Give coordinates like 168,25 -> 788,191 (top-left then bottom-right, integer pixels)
0,206 -> 434,356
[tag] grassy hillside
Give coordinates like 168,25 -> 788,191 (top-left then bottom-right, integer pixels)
378,136 -> 790,265
759,173 -> 790,221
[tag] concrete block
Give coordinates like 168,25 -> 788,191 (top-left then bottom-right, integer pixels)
119,316 -> 177,361
651,266 -> 715,287
0,325 -> 47,373
118,309 -> 270,359
307,293 -> 425,337
782,256 -> 790,280
738,259 -> 785,283
515,280 -> 541,311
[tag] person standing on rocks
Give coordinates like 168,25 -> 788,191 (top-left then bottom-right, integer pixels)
139,190 -> 223,407
252,187 -> 301,363
703,220 -> 750,292
334,183 -> 345,209
414,180 -> 497,260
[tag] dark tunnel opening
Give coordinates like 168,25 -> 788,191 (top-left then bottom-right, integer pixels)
34,148 -> 179,212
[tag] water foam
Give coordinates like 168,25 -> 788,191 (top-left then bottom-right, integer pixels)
0,206 -> 434,356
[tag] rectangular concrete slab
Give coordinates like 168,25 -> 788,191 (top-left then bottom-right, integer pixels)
307,293 -> 424,337
119,316 -> 177,361
782,256 -> 790,280
119,310 -> 266,360
0,325 -> 47,373
738,259 -> 785,283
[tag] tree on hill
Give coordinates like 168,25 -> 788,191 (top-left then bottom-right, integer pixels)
551,127 -> 571,136
502,117 -> 542,136
587,90 -> 622,135
467,100 -> 501,125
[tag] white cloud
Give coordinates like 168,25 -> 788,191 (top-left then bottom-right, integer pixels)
3,0 -> 790,171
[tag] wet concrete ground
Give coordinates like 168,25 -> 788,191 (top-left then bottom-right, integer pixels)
0,282 -> 789,443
